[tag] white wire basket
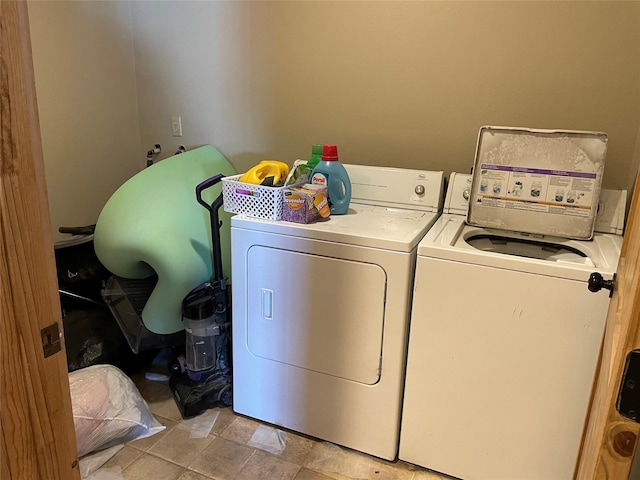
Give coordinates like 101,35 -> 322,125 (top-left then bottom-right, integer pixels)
222,175 -> 287,220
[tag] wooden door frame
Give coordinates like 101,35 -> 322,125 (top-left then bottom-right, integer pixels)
1,1 -> 81,479
577,165 -> 640,479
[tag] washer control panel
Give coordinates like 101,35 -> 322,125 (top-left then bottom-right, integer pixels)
444,173 -> 472,215
594,189 -> 627,235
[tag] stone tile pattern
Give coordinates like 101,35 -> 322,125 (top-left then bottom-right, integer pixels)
89,373 -> 452,480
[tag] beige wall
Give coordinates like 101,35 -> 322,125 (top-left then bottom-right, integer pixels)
132,1 -> 640,191
29,0 -> 142,245
30,1 -> 640,241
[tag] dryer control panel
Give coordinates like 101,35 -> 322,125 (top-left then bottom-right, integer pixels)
344,164 -> 444,212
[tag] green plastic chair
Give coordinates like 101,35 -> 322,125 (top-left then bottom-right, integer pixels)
94,145 -> 236,337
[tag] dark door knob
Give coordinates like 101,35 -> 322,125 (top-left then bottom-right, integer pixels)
588,272 -> 615,297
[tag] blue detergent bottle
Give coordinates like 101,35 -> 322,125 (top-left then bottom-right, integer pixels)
310,144 -> 352,215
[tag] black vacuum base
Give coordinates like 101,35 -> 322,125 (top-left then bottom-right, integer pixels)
169,370 -> 232,418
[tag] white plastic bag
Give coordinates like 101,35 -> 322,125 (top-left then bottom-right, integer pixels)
80,444 -> 123,479
69,364 -> 165,458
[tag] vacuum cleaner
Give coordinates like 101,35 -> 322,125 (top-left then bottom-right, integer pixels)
168,173 -> 232,417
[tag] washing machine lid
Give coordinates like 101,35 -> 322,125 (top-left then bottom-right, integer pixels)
418,214 -> 621,281
232,204 -> 440,252
468,126 -> 608,240
444,172 -> 627,235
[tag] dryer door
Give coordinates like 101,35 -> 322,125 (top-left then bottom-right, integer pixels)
246,245 -> 386,385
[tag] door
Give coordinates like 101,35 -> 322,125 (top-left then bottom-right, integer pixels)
246,246 -> 386,384
577,165 -> 640,479
1,1 -> 81,479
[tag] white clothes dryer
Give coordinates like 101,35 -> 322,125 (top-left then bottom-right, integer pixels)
399,161 -> 626,480
231,164 -> 444,460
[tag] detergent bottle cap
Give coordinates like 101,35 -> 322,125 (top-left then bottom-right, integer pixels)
322,145 -> 338,161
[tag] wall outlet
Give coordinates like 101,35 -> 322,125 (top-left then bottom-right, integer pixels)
171,116 -> 182,137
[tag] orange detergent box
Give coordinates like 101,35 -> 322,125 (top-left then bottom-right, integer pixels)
282,184 -> 330,224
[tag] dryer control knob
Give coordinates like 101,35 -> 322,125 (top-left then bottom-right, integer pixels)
415,185 -> 425,196
463,188 -> 470,200
588,272 -> 615,297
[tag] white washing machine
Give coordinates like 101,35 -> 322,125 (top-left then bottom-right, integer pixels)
231,164 -> 443,460
399,127 -> 626,480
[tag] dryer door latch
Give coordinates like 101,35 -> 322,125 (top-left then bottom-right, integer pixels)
588,272 -> 616,297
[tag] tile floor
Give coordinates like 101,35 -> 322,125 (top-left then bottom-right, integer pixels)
87,366 -> 452,480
